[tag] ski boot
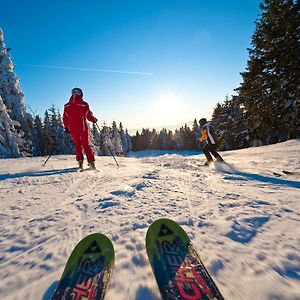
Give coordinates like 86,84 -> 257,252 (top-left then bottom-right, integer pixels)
88,161 -> 97,170
204,160 -> 212,167
77,160 -> 84,172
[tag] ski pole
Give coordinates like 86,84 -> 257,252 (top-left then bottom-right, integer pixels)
95,122 -> 120,168
42,146 -> 56,166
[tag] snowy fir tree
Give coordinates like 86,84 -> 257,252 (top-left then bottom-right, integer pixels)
31,115 -> 43,156
192,118 -> 200,136
42,110 -> 55,154
90,123 -> 102,155
210,0 -> 300,149
174,128 -> 185,151
131,131 -> 141,151
119,122 -> 132,154
236,0 -> 300,144
212,96 -> 250,150
111,120 -> 124,155
0,94 -> 29,157
157,128 -> 175,150
0,28 -> 33,140
100,123 -> 114,156
89,122 -> 130,157
48,106 -> 73,155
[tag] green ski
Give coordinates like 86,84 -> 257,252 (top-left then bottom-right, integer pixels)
51,233 -> 114,300
146,218 -> 224,300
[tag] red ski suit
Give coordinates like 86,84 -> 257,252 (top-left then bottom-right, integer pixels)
63,94 -> 97,162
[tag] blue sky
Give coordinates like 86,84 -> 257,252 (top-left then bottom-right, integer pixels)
1,0 -> 261,132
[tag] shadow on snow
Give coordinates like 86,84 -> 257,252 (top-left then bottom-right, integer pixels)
0,167 -> 77,181
214,162 -> 300,189
223,171 -> 300,189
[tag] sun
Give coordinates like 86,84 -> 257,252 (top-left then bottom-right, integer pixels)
153,91 -> 182,124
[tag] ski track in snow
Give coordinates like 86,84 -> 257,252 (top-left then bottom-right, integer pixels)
0,140 -> 300,300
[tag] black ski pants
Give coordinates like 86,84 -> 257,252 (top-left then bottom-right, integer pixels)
203,144 -> 223,162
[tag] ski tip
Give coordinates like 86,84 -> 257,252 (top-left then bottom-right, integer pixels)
146,218 -> 190,246
72,233 -> 115,264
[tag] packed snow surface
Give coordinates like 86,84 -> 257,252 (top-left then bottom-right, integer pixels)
0,140 -> 300,300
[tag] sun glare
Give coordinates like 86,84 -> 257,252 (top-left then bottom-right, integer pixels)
154,91 -> 182,124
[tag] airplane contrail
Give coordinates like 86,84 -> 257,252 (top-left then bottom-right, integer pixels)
15,64 -> 153,76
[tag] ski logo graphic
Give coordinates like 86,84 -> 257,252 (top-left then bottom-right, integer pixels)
159,224 -> 174,237
51,233 -> 114,300
161,239 -> 214,299
85,241 -> 102,254
71,257 -> 104,299
146,218 -> 224,300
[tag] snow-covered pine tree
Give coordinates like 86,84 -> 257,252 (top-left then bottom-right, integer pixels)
237,0 -> 300,144
192,118 -> 199,133
0,94 -> 29,157
119,122 -> 131,154
55,108 -> 72,154
174,128 -> 185,151
182,124 -> 194,150
149,129 -> 159,149
131,131 -> 141,151
42,110 -> 55,154
140,128 -> 153,150
157,128 -> 174,150
100,123 -> 114,156
125,128 -> 132,153
0,28 -> 33,140
58,110 -> 74,154
212,95 -> 250,150
90,123 -> 102,155
191,118 -> 200,148
31,115 -> 43,156
111,120 -> 123,155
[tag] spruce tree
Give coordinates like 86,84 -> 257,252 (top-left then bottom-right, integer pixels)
43,110 -> 55,154
238,0 -> 300,144
111,120 -> 123,155
0,95 -> 28,157
157,128 -> 174,150
131,131 -> 141,151
125,129 -> 132,153
174,128 -> 185,150
91,123 -> 101,155
0,28 -> 33,140
212,96 -> 250,150
119,122 -> 132,154
183,124 -> 194,150
32,115 -> 43,156
100,123 -> 114,156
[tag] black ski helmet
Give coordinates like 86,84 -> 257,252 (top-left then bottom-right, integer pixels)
199,118 -> 207,127
71,87 -> 83,96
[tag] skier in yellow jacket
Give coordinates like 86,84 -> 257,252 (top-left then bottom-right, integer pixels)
198,118 -> 224,166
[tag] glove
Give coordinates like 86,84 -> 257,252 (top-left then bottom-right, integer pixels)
93,118 -> 98,123
64,128 -> 70,133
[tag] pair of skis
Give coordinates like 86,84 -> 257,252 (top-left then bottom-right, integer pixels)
51,219 -> 224,300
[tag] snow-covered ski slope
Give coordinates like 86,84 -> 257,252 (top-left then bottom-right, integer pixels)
0,140 -> 299,300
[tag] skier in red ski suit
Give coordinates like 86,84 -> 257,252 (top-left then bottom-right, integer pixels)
63,88 -> 97,170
